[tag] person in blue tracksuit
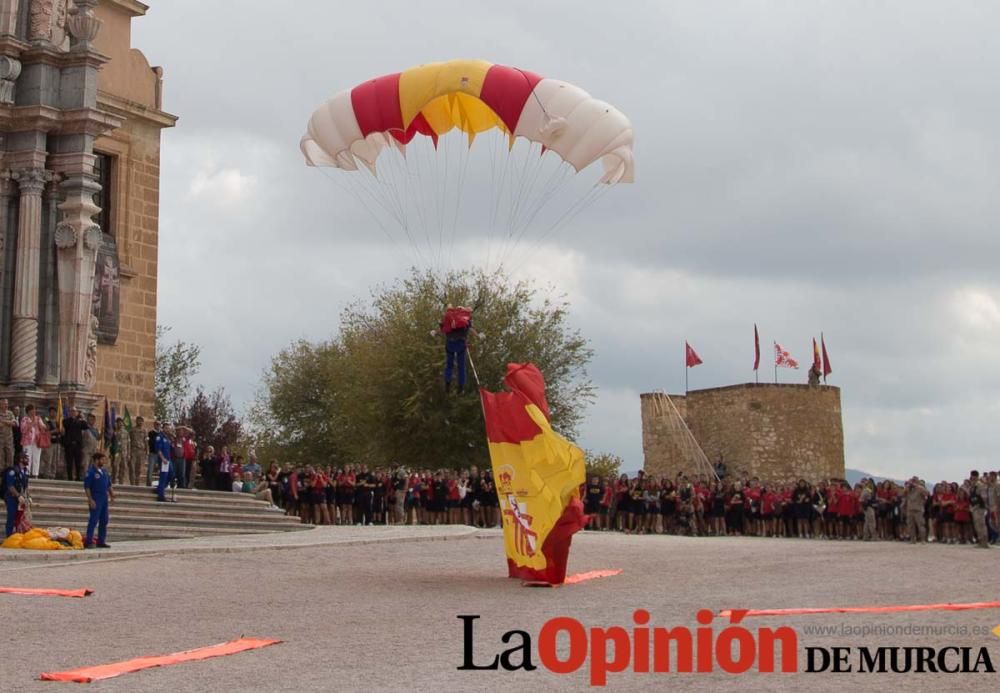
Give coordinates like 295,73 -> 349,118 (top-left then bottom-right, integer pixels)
4,453 -> 29,537
83,452 -> 114,548
154,427 -> 174,502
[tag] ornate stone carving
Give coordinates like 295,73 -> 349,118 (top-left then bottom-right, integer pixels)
0,56 -> 21,105
29,0 -> 68,48
13,168 -> 50,195
66,0 -> 100,48
83,313 -> 98,387
54,222 -> 77,248
92,235 -> 121,345
83,224 -> 101,250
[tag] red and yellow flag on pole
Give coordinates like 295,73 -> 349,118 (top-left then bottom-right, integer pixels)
480,363 -> 586,585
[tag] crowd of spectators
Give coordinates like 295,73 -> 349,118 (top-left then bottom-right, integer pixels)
5,398 -> 997,548
577,469 -> 998,546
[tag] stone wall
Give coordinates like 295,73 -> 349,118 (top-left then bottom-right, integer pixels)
641,384 -> 845,483
88,0 -> 173,420
92,120 -> 161,419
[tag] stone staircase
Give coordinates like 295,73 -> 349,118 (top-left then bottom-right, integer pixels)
1,479 -> 309,541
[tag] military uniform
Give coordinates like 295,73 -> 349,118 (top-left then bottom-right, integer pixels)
110,427 -> 129,486
129,424 -> 147,488
904,481 -> 928,543
860,484 -> 877,541
970,478 -> 990,549
0,409 -> 15,470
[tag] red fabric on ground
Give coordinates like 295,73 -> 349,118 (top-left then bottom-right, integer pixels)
39,637 -> 281,683
0,587 -> 92,598
563,569 -> 623,585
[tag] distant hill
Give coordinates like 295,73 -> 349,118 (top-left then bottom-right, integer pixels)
846,468 -> 904,485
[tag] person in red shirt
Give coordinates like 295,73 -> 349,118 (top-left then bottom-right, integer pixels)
598,476 -> 614,531
953,488 -> 972,543
760,487 -> 781,537
310,467 -> 331,525
337,468 -> 355,526
446,474 -> 461,524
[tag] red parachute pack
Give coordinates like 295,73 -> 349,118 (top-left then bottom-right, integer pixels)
441,306 -> 472,334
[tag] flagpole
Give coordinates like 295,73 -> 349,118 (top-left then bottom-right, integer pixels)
773,342 -> 777,384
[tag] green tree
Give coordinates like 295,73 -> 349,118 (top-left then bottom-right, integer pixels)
585,451 -> 624,480
154,325 -> 201,424
254,268 -> 594,469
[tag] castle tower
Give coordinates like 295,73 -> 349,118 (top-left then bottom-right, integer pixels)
641,383 -> 845,483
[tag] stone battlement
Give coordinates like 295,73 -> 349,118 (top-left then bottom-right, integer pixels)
641,383 -> 845,483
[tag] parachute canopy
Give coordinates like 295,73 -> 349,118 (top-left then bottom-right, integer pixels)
301,59 -> 634,185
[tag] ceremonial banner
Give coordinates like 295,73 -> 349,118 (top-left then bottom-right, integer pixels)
480,363 -> 586,585
753,324 -> 760,371
685,342 -> 703,368
821,334 -> 832,378
774,342 -> 799,369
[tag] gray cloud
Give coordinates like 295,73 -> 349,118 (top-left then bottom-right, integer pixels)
138,0 -> 1000,480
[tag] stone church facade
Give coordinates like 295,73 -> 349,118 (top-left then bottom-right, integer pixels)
0,0 -> 173,417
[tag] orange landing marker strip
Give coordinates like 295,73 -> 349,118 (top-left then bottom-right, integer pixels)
0,587 -> 92,598
720,601 -> 1000,618
39,637 -> 281,683
564,569 -> 623,585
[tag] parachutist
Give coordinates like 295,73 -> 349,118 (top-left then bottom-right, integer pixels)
431,305 -> 479,394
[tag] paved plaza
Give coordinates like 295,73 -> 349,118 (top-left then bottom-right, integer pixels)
0,529 -> 996,691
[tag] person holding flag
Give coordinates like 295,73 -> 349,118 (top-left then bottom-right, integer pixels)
808,338 -> 822,386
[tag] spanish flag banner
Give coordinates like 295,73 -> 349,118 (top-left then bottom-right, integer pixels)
480,363 -> 587,585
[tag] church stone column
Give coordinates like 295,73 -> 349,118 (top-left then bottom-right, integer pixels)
55,171 -> 101,388
9,167 -> 49,387
39,174 -> 62,386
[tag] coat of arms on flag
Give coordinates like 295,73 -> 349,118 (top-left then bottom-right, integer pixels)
774,342 -> 799,369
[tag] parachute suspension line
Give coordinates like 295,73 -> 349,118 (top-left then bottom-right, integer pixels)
445,131 -> 473,273
484,128 -> 500,274
409,131 -> 435,270
497,163 -> 573,271
318,166 -> 423,269
505,138 -> 537,244
507,141 -> 548,245
413,131 -> 436,270
354,154 -> 426,266
435,131 -> 450,272
504,182 -> 610,278
504,156 -> 575,265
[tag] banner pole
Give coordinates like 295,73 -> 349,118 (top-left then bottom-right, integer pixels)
684,344 -> 688,394
773,342 -> 777,384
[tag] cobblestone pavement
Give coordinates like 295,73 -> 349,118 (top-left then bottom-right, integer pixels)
0,531 -> 996,692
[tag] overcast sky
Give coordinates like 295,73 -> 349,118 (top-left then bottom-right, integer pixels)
134,1 -> 1000,481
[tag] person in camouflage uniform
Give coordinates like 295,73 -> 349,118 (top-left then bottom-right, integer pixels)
0,399 -> 15,470
129,416 -> 148,488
